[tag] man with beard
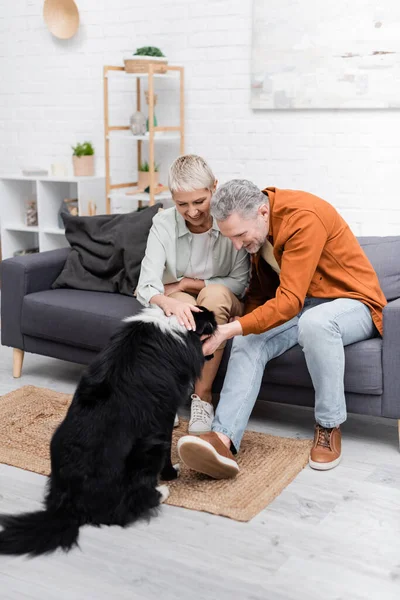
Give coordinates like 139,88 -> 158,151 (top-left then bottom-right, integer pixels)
177,180 -> 386,477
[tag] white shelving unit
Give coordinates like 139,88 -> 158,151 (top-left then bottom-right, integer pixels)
0,174 -> 106,260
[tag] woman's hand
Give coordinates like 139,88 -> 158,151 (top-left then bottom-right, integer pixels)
164,278 -> 206,296
164,281 -> 184,296
160,296 -> 200,330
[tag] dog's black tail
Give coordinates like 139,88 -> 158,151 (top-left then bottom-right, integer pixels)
0,508 -> 80,557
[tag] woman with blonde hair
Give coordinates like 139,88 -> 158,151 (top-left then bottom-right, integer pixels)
137,155 -> 249,433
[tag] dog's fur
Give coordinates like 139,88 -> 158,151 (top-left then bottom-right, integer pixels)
0,306 -> 217,557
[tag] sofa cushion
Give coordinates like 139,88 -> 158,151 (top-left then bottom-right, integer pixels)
52,204 -> 162,296
358,236 -> 400,302
263,338 -> 383,396
22,289 -> 143,351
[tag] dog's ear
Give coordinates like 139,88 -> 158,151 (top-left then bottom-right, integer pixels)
193,306 -> 217,336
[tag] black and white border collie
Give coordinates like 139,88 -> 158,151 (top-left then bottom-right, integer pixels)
0,305 -> 217,557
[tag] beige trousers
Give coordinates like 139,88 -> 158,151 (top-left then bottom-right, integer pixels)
169,284 -> 243,348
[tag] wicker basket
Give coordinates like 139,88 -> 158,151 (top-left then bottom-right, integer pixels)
124,56 -> 168,74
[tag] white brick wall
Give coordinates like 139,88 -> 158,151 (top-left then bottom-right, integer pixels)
0,0 -> 399,234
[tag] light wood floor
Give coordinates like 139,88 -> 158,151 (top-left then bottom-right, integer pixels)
0,347 -> 399,600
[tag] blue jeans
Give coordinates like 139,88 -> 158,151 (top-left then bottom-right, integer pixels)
212,298 -> 376,452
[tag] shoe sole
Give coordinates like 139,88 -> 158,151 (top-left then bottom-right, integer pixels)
309,455 -> 342,471
177,436 -> 239,479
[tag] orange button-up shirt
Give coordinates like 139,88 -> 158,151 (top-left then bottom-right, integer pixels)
239,187 -> 386,336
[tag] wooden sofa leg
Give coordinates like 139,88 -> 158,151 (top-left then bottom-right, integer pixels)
13,349 -> 24,378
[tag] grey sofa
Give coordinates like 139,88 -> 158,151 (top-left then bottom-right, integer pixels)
1,237 -> 400,447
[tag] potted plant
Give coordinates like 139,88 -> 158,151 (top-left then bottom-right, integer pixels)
135,46 -> 165,58
72,142 -> 95,177
138,161 -> 159,189
124,46 -> 168,74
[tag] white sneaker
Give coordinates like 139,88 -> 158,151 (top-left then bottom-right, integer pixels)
174,414 -> 180,428
188,394 -> 214,435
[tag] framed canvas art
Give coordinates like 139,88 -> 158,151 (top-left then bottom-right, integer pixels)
251,1 -> 400,109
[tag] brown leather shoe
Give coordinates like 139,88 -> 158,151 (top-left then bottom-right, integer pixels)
177,432 -> 239,479
309,425 -> 342,470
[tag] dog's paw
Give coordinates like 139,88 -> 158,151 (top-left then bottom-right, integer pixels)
173,463 -> 180,477
160,463 -> 180,481
156,484 -> 170,504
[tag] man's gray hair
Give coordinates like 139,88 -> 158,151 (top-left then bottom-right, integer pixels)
211,179 -> 268,221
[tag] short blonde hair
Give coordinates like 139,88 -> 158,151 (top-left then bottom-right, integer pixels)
168,154 -> 216,193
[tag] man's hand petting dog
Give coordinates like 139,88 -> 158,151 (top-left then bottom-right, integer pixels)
202,320 -> 244,356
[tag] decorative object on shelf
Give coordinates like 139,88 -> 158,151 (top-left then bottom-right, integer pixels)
129,110 -> 147,136
51,163 -> 68,177
124,46 -> 168,74
135,46 -> 165,57
25,199 -> 38,227
13,247 -> 39,257
21,167 -> 48,176
138,161 -> 159,189
145,91 -> 158,131
126,184 -> 168,196
43,0 -> 80,40
71,141 -> 95,177
58,197 -> 79,228
87,201 -> 97,216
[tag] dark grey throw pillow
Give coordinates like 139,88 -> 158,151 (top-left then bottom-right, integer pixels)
52,204 -> 162,295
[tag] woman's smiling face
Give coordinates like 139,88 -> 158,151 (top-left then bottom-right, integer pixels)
173,188 -> 213,229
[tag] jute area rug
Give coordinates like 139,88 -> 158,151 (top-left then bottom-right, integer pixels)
0,386 -> 312,522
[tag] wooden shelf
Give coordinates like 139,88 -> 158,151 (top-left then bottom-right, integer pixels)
0,174 -> 104,182
3,224 -> 39,233
107,131 -> 181,141
43,227 -> 66,235
105,71 -> 178,80
109,190 -> 172,202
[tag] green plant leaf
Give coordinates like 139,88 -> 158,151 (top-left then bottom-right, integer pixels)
134,46 -> 164,57
72,141 -> 94,156
139,160 -> 159,172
